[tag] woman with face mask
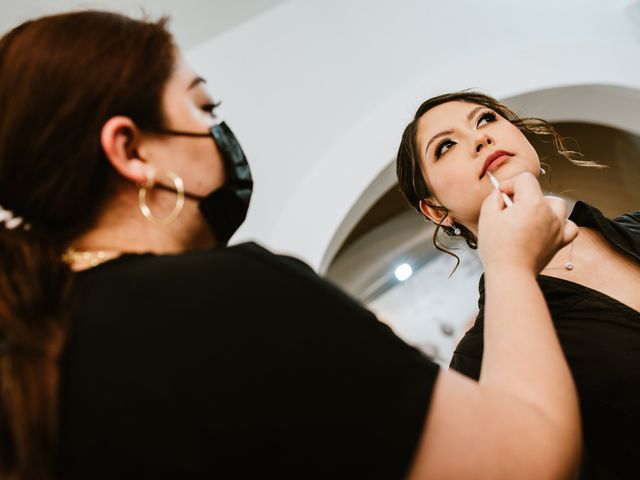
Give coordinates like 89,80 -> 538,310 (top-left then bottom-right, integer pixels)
397,91 -> 640,479
0,12 -> 580,480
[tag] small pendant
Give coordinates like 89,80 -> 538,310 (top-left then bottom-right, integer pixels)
564,261 -> 574,271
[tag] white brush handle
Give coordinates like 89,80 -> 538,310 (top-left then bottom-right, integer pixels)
487,172 -> 513,207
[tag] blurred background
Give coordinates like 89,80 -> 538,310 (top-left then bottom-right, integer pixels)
4,0 -> 640,364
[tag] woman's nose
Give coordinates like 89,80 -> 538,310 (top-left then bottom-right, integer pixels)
474,134 -> 493,154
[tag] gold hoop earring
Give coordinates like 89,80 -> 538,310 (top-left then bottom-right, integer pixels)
138,170 -> 185,225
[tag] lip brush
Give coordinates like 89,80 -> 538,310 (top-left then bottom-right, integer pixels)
487,171 -> 514,207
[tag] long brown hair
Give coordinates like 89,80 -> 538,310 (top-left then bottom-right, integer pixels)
396,90 -> 603,272
0,11 -> 175,478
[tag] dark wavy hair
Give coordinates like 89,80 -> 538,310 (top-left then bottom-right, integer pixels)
0,11 -> 175,478
396,90 -> 603,272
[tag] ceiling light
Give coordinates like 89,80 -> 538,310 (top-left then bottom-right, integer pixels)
394,263 -> 413,282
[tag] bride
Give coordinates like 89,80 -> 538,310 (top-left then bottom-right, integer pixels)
396,91 -> 640,479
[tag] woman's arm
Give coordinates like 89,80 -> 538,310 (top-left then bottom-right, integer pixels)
408,173 -> 581,479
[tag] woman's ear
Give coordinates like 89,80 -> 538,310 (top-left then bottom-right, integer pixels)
100,116 -> 149,184
419,199 -> 453,226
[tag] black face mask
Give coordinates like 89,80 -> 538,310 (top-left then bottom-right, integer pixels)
149,121 -> 253,245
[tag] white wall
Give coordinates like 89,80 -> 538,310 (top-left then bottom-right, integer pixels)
186,0 -> 640,269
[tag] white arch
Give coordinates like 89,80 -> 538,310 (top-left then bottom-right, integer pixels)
266,44 -> 640,272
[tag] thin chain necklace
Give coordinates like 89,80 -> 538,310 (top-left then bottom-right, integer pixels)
61,247 -> 120,269
543,241 -> 575,272
564,241 -> 575,270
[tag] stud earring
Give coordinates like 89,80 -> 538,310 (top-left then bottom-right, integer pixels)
453,226 -> 461,236
540,167 -> 546,175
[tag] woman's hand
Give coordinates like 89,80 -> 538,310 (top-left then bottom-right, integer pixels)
477,172 -> 578,274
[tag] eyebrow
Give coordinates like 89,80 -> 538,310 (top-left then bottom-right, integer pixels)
424,105 -> 486,156
188,76 -> 207,90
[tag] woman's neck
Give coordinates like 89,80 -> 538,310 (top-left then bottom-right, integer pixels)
69,195 -> 217,256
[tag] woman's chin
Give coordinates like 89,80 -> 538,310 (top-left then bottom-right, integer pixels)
490,162 -> 539,182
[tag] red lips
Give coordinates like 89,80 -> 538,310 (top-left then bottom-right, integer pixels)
480,150 -> 513,178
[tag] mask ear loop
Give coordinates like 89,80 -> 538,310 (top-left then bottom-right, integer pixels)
138,170 -> 185,225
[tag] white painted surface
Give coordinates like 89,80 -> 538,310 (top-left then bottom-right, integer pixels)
0,0 -> 291,49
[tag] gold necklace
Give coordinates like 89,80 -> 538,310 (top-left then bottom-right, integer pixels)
61,247 -> 120,269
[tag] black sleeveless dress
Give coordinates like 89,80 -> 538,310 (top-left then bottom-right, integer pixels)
450,202 -> 640,479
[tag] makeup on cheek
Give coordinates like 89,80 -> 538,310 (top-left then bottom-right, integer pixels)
487,171 -> 513,207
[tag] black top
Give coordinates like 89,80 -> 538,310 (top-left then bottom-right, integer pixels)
450,202 -> 640,480
58,242 -> 439,479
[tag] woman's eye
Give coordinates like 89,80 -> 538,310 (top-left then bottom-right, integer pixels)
477,111 -> 496,127
435,139 -> 456,159
202,100 -> 222,116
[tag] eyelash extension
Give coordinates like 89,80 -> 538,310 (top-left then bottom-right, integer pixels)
435,139 -> 456,159
434,110 -> 497,159
202,100 -> 222,115
477,110 -> 496,125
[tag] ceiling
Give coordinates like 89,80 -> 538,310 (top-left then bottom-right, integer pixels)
0,0 -> 291,49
